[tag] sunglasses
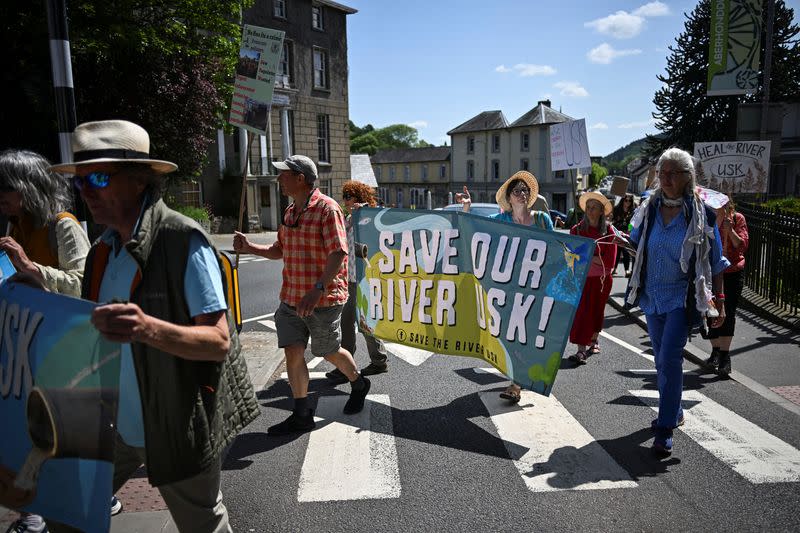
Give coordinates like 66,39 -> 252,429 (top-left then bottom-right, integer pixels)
343,193 -> 354,201
511,187 -> 530,197
73,172 -> 111,191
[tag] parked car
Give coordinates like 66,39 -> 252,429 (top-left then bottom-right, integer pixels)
439,203 -> 501,217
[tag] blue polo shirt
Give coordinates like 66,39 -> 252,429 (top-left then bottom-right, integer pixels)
98,230 -> 227,447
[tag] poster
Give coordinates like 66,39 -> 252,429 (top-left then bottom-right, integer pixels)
0,283 -> 120,532
707,0 -> 763,96
353,208 -> 594,396
229,25 -> 285,135
550,119 -> 590,172
693,141 -> 771,193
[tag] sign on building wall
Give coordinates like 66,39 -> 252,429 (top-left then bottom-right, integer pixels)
550,119 -> 590,172
707,0 -> 763,96
693,141 -> 771,193
229,25 -> 285,135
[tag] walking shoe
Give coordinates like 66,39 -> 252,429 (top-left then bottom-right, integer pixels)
569,350 -> 588,365
267,411 -> 316,436
705,348 -> 720,372
5,516 -> 48,533
651,414 -> 685,430
652,429 -> 674,458
360,362 -> 388,376
717,352 -> 731,377
325,368 -> 349,385
343,377 -> 371,414
110,495 -> 123,516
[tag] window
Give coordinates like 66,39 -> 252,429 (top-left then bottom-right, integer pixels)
278,42 -> 292,84
555,170 -> 566,180
318,179 -> 330,196
467,160 -> 474,180
397,189 -> 403,208
273,0 -> 286,18
491,160 -> 500,180
312,4 -> 324,30
260,185 -> 271,207
521,131 -> 530,152
492,134 -> 500,153
377,187 -> 389,204
181,179 -> 201,207
375,166 -> 382,180
520,158 -> 529,171
422,165 -> 428,181
439,164 -> 447,179
404,165 -> 410,181
313,48 -> 328,89
317,114 -> 330,163
389,166 -> 396,180
467,136 -> 475,154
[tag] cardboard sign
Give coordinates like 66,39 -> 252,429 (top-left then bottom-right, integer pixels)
694,141 -> 771,193
550,119 -> 590,172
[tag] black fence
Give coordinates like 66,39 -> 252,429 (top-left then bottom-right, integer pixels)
736,202 -> 800,314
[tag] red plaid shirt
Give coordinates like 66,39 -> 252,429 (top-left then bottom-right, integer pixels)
277,188 -> 348,307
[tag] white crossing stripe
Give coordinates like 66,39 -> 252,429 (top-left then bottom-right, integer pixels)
630,389 -> 800,483
384,342 -> 432,366
257,319 -> 276,331
308,357 -> 324,369
480,391 -> 637,492
280,371 -> 328,380
474,367 -> 503,376
297,394 -> 400,502
600,331 -> 653,362
242,312 -> 274,324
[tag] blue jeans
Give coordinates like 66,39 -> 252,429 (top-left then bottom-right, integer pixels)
646,308 -> 687,429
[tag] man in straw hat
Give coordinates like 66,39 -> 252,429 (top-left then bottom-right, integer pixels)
233,155 -> 371,436
48,120 -> 259,532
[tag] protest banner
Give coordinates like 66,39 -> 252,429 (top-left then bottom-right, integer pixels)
0,282 -> 119,533
353,208 -> 595,396
549,119 -> 590,172
693,140 -> 771,193
228,25 -> 285,135
707,0 -> 762,96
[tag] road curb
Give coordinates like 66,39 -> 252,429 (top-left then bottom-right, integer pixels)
238,330 -> 284,391
608,296 -> 800,417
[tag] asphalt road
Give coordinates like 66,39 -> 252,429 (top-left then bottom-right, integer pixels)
220,247 -> 800,532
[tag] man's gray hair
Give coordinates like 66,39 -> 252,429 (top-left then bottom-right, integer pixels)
0,149 -> 72,227
656,147 -> 696,195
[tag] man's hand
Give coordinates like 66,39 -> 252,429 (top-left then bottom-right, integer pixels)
709,301 -> 726,329
0,236 -> 40,277
92,303 -> 153,344
297,288 -> 323,317
456,186 -> 472,212
232,231 -> 252,254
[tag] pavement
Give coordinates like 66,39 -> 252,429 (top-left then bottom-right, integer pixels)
2,232 -> 797,532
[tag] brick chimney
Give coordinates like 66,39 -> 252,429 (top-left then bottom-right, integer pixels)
537,99 -> 552,108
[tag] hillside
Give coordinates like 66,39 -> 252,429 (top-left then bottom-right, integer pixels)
603,136 -> 648,162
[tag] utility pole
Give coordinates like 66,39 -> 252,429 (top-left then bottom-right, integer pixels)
45,0 -> 77,164
759,0 -> 775,141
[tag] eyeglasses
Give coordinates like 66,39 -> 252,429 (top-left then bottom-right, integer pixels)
73,172 -> 111,191
658,170 -> 689,180
511,187 -> 530,197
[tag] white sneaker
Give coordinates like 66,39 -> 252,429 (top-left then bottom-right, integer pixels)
110,495 -> 123,516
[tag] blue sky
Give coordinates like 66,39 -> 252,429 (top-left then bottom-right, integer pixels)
343,0 -> 798,158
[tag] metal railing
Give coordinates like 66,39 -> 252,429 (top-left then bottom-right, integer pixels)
737,201 -> 800,314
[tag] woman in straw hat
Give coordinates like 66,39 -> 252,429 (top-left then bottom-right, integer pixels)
624,147 -> 729,457
458,170 -> 553,403
567,191 -> 617,365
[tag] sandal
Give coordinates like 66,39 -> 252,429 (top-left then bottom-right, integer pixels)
589,342 -> 600,355
569,350 -> 588,365
499,386 -> 521,403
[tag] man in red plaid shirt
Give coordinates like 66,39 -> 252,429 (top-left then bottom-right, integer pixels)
233,155 -> 370,435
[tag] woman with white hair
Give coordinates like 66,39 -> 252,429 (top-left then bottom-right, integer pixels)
625,147 -> 729,457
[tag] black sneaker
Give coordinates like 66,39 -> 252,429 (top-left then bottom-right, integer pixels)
343,377 -> 371,414
705,348 -> 720,371
360,362 -> 388,376
325,368 -> 349,385
268,411 -> 316,436
717,352 -> 731,377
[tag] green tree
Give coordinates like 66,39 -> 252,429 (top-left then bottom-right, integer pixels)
589,162 -> 608,189
647,0 -> 800,158
350,123 -> 431,155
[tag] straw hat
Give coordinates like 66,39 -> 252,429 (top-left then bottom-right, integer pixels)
49,120 -> 178,174
579,191 -> 612,216
496,171 -> 539,212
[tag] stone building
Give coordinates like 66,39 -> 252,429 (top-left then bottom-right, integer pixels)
370,147 -> 452,208
194,0 -> 357,230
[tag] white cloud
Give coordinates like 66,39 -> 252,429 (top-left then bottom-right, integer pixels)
554,81 -> 589,98
588,43 -> 642,64
590,122 -> 609,129
495,64 -> 512,73
633,1 -> 670,17
407,120 -> 428,129
584,11 -> 644,39
618,118 -> 657,129
513,63 -> 557,77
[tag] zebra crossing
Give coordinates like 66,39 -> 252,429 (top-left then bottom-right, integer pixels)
264,330 -> 800,503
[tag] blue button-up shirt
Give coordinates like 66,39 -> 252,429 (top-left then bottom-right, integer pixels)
631,200 -> 729,316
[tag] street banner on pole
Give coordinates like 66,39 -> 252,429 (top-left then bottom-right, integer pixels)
0,282 -> 120,533
694,141 -> 771,193
229,25 -> 285,135
353,208 -> 594,396
549,119 -> 590,172
707,0 -> 763,96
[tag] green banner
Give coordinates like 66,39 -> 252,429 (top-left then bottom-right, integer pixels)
353,208 -> 595,396
707,0 -> 762,96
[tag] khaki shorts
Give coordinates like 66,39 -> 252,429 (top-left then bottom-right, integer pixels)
275,301 -> 343,357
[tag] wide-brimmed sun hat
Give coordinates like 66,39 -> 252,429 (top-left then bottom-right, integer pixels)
49,120 -> 178,174
579,191 -> 613,216
496,171 -> 540,212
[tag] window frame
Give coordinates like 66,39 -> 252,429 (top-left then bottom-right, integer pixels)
467,136 -> 475,154
521,131 -> 530,152
316,114 -> 330,163
491,159 -> 500,181
273,0 -> 287,19
466,160 -> 475,180
311,4 -> 325,30
312,47 -> 328,89
492,134 -> 501,153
